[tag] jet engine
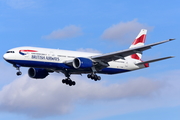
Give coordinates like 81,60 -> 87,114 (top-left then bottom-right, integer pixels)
28,68 -> 49,79
73,57 -> 93,69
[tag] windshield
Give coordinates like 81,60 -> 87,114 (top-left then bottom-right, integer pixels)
6,51 -> 15,53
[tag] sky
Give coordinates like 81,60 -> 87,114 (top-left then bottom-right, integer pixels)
0,0 -> 180,120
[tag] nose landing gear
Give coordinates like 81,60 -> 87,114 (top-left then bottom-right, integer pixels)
17,71 -> 22,76
13,64 -> 22,76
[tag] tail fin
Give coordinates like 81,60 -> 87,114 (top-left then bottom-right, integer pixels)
129,29 -> 147,60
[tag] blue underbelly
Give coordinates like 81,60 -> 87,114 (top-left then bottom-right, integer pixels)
6,60 -> 130,74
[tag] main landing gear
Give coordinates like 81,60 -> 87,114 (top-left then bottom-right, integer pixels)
87,67 -> 101,81
62,78 -> 76,86
13,64 -> 22,76
62,71 -> 76,86
61,67 -> 101,86
87,73 -> 101,81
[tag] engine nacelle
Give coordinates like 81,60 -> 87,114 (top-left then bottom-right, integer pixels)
73,57 -> 93,69
28,68 -> 49,79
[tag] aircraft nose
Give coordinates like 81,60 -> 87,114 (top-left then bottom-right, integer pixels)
3,53 -> 9,60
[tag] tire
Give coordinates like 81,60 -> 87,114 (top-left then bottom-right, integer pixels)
97,76 -> 101,80
87,74 -> 91,78
72,81 -> 76,85
62,79 -> 66,83
94,75 -> 98,81
17,72 -> 22,76
91,74 -> 95,79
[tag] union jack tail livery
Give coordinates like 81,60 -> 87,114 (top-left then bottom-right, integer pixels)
129,29 -> 147,60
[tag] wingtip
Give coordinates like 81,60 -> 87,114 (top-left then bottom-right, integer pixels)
169,38 -> 175,41
169,56 -> 175,58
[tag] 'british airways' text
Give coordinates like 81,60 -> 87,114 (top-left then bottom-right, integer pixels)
31,55 -> 60,61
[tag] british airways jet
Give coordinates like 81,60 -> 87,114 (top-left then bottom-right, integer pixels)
3,29 -> 174,86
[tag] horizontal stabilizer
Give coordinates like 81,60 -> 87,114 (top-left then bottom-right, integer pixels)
136,56 -> 174,65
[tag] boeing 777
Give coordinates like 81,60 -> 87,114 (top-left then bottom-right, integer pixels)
3,29 -> 174,86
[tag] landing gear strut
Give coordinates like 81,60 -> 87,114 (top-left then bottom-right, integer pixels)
13,64 -> 22,76
87,67 -> 101,81
62,71 -> 76,86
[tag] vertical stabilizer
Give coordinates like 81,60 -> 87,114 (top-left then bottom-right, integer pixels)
129,29 -> 147,60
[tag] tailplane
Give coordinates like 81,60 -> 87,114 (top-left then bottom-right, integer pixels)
136,56 -> 174,66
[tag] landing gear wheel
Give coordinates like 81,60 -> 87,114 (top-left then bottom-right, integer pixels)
62,79 -> 66,83
72,81 -> 76,86
94,75 -> 98,81
69,82 -> 72,86
91,74 -> 95,79
62,78 -> 76,86
87,73 -> 101,81
97,76 -> 101,80
87,74 -> 91,78
16,71 -> 22,76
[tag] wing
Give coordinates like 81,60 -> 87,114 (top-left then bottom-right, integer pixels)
91,39 -> 175,62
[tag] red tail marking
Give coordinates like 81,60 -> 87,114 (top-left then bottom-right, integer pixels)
131,54 -> 149,67
144,63 -> 149,67
131,54 -> 140,60
132,34 -> 146,45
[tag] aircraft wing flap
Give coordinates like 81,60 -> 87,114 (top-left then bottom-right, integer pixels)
91,39 -> 174,62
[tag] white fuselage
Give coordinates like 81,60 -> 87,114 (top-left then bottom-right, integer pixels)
2,29 -> 173,86
3,46 -> 145,75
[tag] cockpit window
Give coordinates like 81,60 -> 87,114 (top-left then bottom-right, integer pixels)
6,51 -> 15,53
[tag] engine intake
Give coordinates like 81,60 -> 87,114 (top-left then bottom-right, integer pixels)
73,57 -> 93,69
28,68 -> 49,79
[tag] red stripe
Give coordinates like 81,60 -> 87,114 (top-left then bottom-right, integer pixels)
132,34 -> 146,45
131,54 -> 140,60
20,50 -> 37,52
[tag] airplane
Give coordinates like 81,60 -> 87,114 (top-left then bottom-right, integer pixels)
3,29 -> 174,86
